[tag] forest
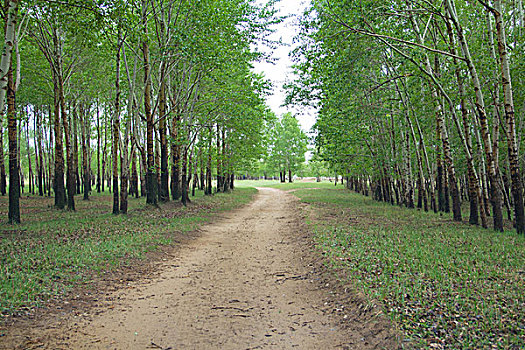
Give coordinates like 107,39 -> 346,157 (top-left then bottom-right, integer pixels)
0,0 -> 311,224
0,0 -> 524,349
290,0 -> 525,234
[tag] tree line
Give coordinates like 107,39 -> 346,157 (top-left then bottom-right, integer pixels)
290,0 -> 525,234
0,0 -> 281,223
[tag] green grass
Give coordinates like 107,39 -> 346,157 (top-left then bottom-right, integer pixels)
255,181 -> 524,349
0,187 -> 256,316
235,178 -> 339,190
234,179 -> 280,188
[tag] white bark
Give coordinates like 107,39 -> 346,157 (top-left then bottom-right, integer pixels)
493,0 -> 525,233
14,33 -> 20,92
0,0 -> 19,113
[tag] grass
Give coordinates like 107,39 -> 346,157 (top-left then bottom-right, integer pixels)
234,179 -> 280,188
2,179 -> 523,348
245,180 -> 524,349
235,178 -> 338,190
0,187 -> 256,316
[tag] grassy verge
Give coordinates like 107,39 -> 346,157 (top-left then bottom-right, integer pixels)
0,188 -> 256,316
251,180 -> 524,349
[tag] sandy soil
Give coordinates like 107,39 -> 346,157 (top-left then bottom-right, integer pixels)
2,188 -> 398,349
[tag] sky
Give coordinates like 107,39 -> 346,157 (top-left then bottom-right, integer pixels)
252,0 -> 317,134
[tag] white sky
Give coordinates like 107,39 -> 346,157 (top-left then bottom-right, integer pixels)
252,0 -> 317,134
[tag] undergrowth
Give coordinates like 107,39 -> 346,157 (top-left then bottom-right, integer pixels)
270,182 -> 523,349
0,188 -> 256,316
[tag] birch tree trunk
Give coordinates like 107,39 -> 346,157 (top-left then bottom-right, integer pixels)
3,1 -> 17,219
156,8 -> 170,202
446,0 -> 503,230
101,111 -> 107,193
36,107 -> 44,196
47,106 -> 53,197
17,119 -> 23,194
34,110 -> 39,194
170,111 -> 181,200
396,78 -> 427,211
7,57 -> 18,222
53,29 -> 75,211
158,71 -> 169,202
0,0 -> 18,116
409,116 -> 427,211
120,35 -> 136,214
216,124 -> 222,191
81,107 -> 89,200
444,14 -> 484,226
473,109 -> 492,222
0,117 -> 6,195
405,8 -> 461,219
404,130 -> 414,208
112,39 -> 121,215
429,63 -> 461,220
155,124 -> 161,194
181,147 -> 189,206
53,77 -> 66,209
72,107 -> 80,195
414,112 -> 435,212
222,129 -> 230,191
142,0 -> 157,205
205,126 -> 212,196
199,148 -> 204,191
25,113 -> 33,194
189,147 -> 196,197
119,93 -> 131,213
492,0 -> 525,234
96,102 -> 101,193
59,76 -> 74,210
131,151 -> 139,198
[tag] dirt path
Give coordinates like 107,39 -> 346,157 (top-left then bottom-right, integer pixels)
3,188 -> 397,349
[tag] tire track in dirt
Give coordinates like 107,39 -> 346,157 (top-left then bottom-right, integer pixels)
4,188 -> 397,349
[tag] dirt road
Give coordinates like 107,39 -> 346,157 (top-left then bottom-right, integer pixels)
4,188 -> 397,349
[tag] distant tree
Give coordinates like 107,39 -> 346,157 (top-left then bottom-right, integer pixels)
306,151 -> 329,182
268,113 -> 308,182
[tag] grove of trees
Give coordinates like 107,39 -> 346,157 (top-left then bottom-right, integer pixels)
289,0 -> 525,234
0,0 -> 283,223
264,112 -> 308,182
